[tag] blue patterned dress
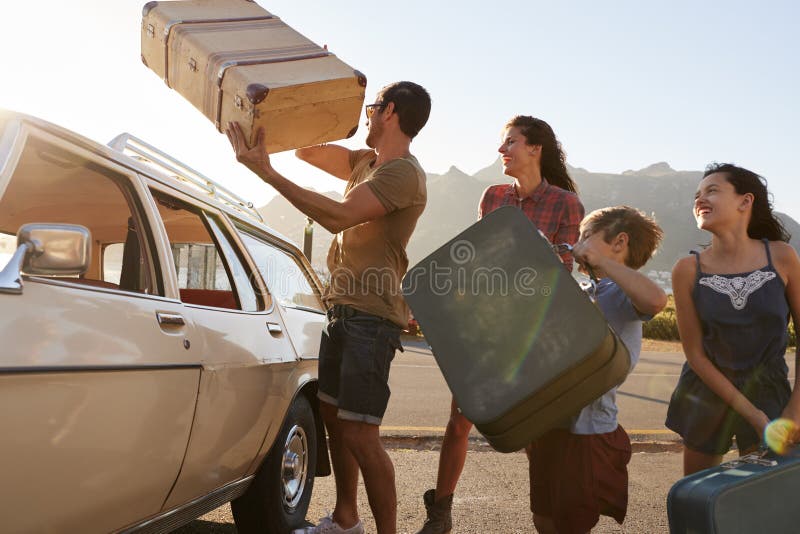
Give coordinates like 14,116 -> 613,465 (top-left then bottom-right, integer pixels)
665,240 -> 791,455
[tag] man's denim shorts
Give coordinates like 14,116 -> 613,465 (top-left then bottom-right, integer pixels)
317,304 -> 403,425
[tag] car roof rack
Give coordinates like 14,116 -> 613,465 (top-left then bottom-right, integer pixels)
108,132 -> 263,223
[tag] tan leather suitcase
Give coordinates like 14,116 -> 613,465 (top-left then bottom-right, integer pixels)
141,0 -> 366,153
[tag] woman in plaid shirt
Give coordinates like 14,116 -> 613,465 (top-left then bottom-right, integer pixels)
417,116 -> 585,533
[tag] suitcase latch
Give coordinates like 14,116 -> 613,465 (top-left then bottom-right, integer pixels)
721,450 -> 778,469
188,58 -> 198,73
146,24 -> 155,39
234,95 -> 244,110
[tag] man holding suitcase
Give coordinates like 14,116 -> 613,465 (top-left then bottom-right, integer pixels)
227,81 -> 431,534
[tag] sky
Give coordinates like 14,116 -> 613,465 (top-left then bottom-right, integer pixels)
1,1 -> 798,220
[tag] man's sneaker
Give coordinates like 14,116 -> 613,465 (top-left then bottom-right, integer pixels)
293,515 -> 365,534
415,489 -> 453,534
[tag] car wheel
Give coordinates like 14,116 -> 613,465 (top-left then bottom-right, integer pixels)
232,394 -> 318,534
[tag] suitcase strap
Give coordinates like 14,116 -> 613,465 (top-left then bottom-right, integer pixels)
163,17 -> 278,87
165,18 -> 332,123
206,45 -> 332,127
167,18 -> 316,86
207,45 -> 331,87
163,16 -> 276,40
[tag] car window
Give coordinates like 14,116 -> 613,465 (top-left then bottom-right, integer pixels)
102,243 -> 124,285
0,136 -> 157,294
238,230 -> 324,313
0,232 -> 15,270
153,192 -> 259,312
205,215 -> 259,312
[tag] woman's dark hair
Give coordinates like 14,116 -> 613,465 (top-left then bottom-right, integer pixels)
703,162 -> 789,242
380,81 -> 431,139
505,115 -> 577,193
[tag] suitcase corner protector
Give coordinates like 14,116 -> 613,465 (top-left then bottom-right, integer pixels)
354,70 -> 367,87
246,83 -> 270,105
142,1 -> 159,17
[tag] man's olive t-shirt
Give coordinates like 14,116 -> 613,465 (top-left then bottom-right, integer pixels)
325,149 -> 427,327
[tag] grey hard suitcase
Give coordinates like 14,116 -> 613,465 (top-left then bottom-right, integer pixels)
401,206 -> 630,452
668,449 -> 800,533
141,0 -> 366,153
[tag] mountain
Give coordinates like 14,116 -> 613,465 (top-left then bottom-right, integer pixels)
412,166 -> 488,265
257,191 -> 341,271
257,159 -> 800,279
570,165 -> 800,276
622,162 -> 676,177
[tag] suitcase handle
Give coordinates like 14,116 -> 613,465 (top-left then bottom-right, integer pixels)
550,241 -> 599,283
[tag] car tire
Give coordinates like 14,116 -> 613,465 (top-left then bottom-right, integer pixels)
232,394 -> 318,534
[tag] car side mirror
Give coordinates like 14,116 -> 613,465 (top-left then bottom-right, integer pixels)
0,223 -> 91,294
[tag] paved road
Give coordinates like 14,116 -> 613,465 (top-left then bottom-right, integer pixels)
386,338 -> 795,440
181,447 -> 716,534
176,340 -> 794,533
384,339 -> 683,440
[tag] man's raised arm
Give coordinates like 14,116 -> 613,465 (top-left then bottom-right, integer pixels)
295,144 -> 354,181
226,123 -> 385,234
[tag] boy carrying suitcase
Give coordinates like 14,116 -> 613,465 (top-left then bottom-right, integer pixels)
529,206 -> 667,534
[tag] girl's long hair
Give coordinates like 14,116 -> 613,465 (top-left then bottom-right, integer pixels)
704,162 -> 789,242
506,115 -> 577,193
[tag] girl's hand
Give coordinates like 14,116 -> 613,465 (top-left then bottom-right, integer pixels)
779,407 -> 800,443
764,417 -> 800,454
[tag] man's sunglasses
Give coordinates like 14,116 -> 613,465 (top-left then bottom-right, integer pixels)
365,103 -> 386,119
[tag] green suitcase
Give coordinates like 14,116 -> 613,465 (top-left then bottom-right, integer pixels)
401,206 -> 630,452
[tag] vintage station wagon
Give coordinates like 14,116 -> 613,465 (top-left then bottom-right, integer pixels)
0,110 -> 329,533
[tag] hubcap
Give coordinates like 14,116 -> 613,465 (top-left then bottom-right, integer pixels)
281,424 -> 308,509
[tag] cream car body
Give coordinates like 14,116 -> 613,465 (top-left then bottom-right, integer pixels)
0,111 -> 329,533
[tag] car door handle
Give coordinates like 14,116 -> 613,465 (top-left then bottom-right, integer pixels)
156,312 -> 185,327
266,322 -> 283,335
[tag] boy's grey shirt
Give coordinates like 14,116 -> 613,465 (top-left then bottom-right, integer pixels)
570,277 -> 653,435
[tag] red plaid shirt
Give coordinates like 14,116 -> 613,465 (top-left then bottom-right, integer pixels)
478,180 -> 584,271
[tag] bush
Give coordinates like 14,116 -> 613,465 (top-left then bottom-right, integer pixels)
643,312 -> 680,341
643,295 -> 680,341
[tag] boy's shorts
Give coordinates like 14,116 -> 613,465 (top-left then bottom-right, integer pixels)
528,425 -> 632,534
317,304 -> 403,426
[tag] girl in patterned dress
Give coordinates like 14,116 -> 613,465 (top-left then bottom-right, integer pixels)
665,163 -> 800,475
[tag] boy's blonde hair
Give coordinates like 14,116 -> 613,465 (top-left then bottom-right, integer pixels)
580,206 -> 663,270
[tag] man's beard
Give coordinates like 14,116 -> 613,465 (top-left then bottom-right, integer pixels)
365,122 -> 380,148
